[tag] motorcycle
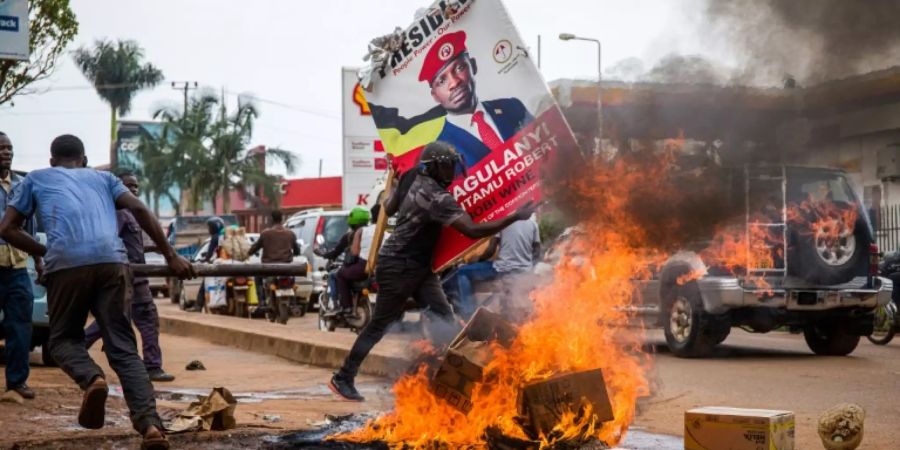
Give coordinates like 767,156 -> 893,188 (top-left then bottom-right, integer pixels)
318,259 -> 373,334
265,276 -> 300,325
868,251 -> 900,345
225,276 -> 253,318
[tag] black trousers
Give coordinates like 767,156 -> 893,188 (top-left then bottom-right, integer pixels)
338,256 -> 455,379
46,263 -> 161,434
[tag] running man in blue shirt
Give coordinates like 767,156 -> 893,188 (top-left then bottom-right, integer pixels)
0,135 -> 195,450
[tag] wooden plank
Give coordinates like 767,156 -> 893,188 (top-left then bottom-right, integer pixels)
366,167 -> 395,275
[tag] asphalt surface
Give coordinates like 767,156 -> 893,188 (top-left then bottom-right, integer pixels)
2,298 -> 899,449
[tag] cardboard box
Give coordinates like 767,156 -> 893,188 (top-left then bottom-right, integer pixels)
518,369 -> 615,437
432,308 -> 518,413
685,407 -> 795,450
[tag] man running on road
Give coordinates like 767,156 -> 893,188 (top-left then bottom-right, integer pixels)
0,135 -> 195,450
83,170 -> 176,383
328,141 -> 535,402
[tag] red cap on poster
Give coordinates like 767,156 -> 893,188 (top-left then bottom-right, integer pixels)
418,31 -> 468,83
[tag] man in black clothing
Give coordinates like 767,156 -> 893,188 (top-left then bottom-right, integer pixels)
328,141 -> 535,402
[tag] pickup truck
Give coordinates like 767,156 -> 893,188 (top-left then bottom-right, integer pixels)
543,165 -> 892,358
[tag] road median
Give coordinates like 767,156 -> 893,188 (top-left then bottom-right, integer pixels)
156,302 -> 412,377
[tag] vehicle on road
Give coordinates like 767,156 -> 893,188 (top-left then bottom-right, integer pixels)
318,257 -> 373,334
165,214 -> 238,303
265,276 -> 302,324
174,234 -> 313,314
542,166 -> 892,358
643,165 -> 890,357
868,251 -> 899,345
285,208 -> 350,307
144,251 -> 169,297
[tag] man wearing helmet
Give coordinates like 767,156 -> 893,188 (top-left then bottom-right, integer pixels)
201,216 -> 226,263
315,207 -> 371,317
328,141 -> 536,402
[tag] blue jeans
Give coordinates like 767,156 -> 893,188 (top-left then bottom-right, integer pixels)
451,261 -> 498,318
0,267 -> 34,389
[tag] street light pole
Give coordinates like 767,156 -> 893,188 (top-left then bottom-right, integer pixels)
559,33 -> 602,155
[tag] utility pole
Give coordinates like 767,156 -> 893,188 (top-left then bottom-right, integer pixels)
537,34 -> 542,69
170,81 -> 199,114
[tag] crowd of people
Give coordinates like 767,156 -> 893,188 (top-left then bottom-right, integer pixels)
0,133 -> 541,447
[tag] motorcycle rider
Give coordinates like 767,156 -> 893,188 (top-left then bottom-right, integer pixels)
447,215 -> 541,318
316,207 -> 371,316
328,141 -> 536,402
201,216 -> 226,262
249,210 -> 301,315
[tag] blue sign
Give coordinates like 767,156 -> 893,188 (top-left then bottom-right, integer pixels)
0,16 -> 19,32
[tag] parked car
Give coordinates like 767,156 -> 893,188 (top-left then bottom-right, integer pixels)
540,166 -> 892,358
172,234 -> 313,312
144,251 -> 168,297
284,208 -> 350,304
0,233 -> 53,366
644,165 -> 890,357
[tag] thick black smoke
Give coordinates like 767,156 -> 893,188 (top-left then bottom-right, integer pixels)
702,0 -> 900,84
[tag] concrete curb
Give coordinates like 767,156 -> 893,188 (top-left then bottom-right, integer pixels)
158,314 -> 412,378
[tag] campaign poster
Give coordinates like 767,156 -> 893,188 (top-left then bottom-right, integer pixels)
363,0 -> 581,270
341,67 -> 388,210
0,0 -> 29,61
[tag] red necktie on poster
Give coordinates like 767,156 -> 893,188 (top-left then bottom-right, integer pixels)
471,111 -> 503,151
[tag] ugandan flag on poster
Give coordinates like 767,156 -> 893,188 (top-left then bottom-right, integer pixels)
369,103 -> 447,173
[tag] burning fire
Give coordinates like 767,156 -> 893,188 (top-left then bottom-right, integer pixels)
336,141 -> 860,447
336,152 -> 694,448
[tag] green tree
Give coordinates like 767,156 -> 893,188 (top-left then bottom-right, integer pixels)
149,91 -> 297,215
206,96 -> 298,212
73,39 -> 163,169
153,92 -> 220,214
138,131 -> 180,216
0,0 -> 78,105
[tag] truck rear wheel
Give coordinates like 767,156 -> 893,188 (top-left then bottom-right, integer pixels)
663,282 -> 727,358
804,322 -> 860,356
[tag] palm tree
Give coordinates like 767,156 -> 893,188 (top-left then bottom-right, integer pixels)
153,91 -> 220,214
138,132 -> 181,216
207,96 -> 299,212
74,39 -> 163,169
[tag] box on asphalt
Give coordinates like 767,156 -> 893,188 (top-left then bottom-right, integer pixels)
431,308 -> 518,413
518,369 -> 615,437
685,407 -> 795,450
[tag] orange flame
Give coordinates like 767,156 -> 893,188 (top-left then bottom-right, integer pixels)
335,152 -> 680,448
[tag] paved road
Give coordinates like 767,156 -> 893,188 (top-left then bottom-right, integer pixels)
3,299 -> 898,449
639,328 -> 900,450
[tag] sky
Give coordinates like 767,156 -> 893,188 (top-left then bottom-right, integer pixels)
0,0 -> 712,177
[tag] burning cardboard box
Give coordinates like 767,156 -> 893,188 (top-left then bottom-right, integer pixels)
685,407 -> 795,450
432,308 -> 518,413
518,369 -> 615,438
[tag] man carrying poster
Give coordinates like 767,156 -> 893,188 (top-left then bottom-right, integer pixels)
371,31 -> 533,169
359,0 -> 581,274
329,142 -> 536,402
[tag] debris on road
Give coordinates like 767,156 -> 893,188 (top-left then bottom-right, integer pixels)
263,414 -> 282,423
166,387 -> 237,433
818,403 -> 865,450
0,390 -> 24,404
684,407 -> 794,450
186,360 -> 207,371
431,308 -> 518,413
